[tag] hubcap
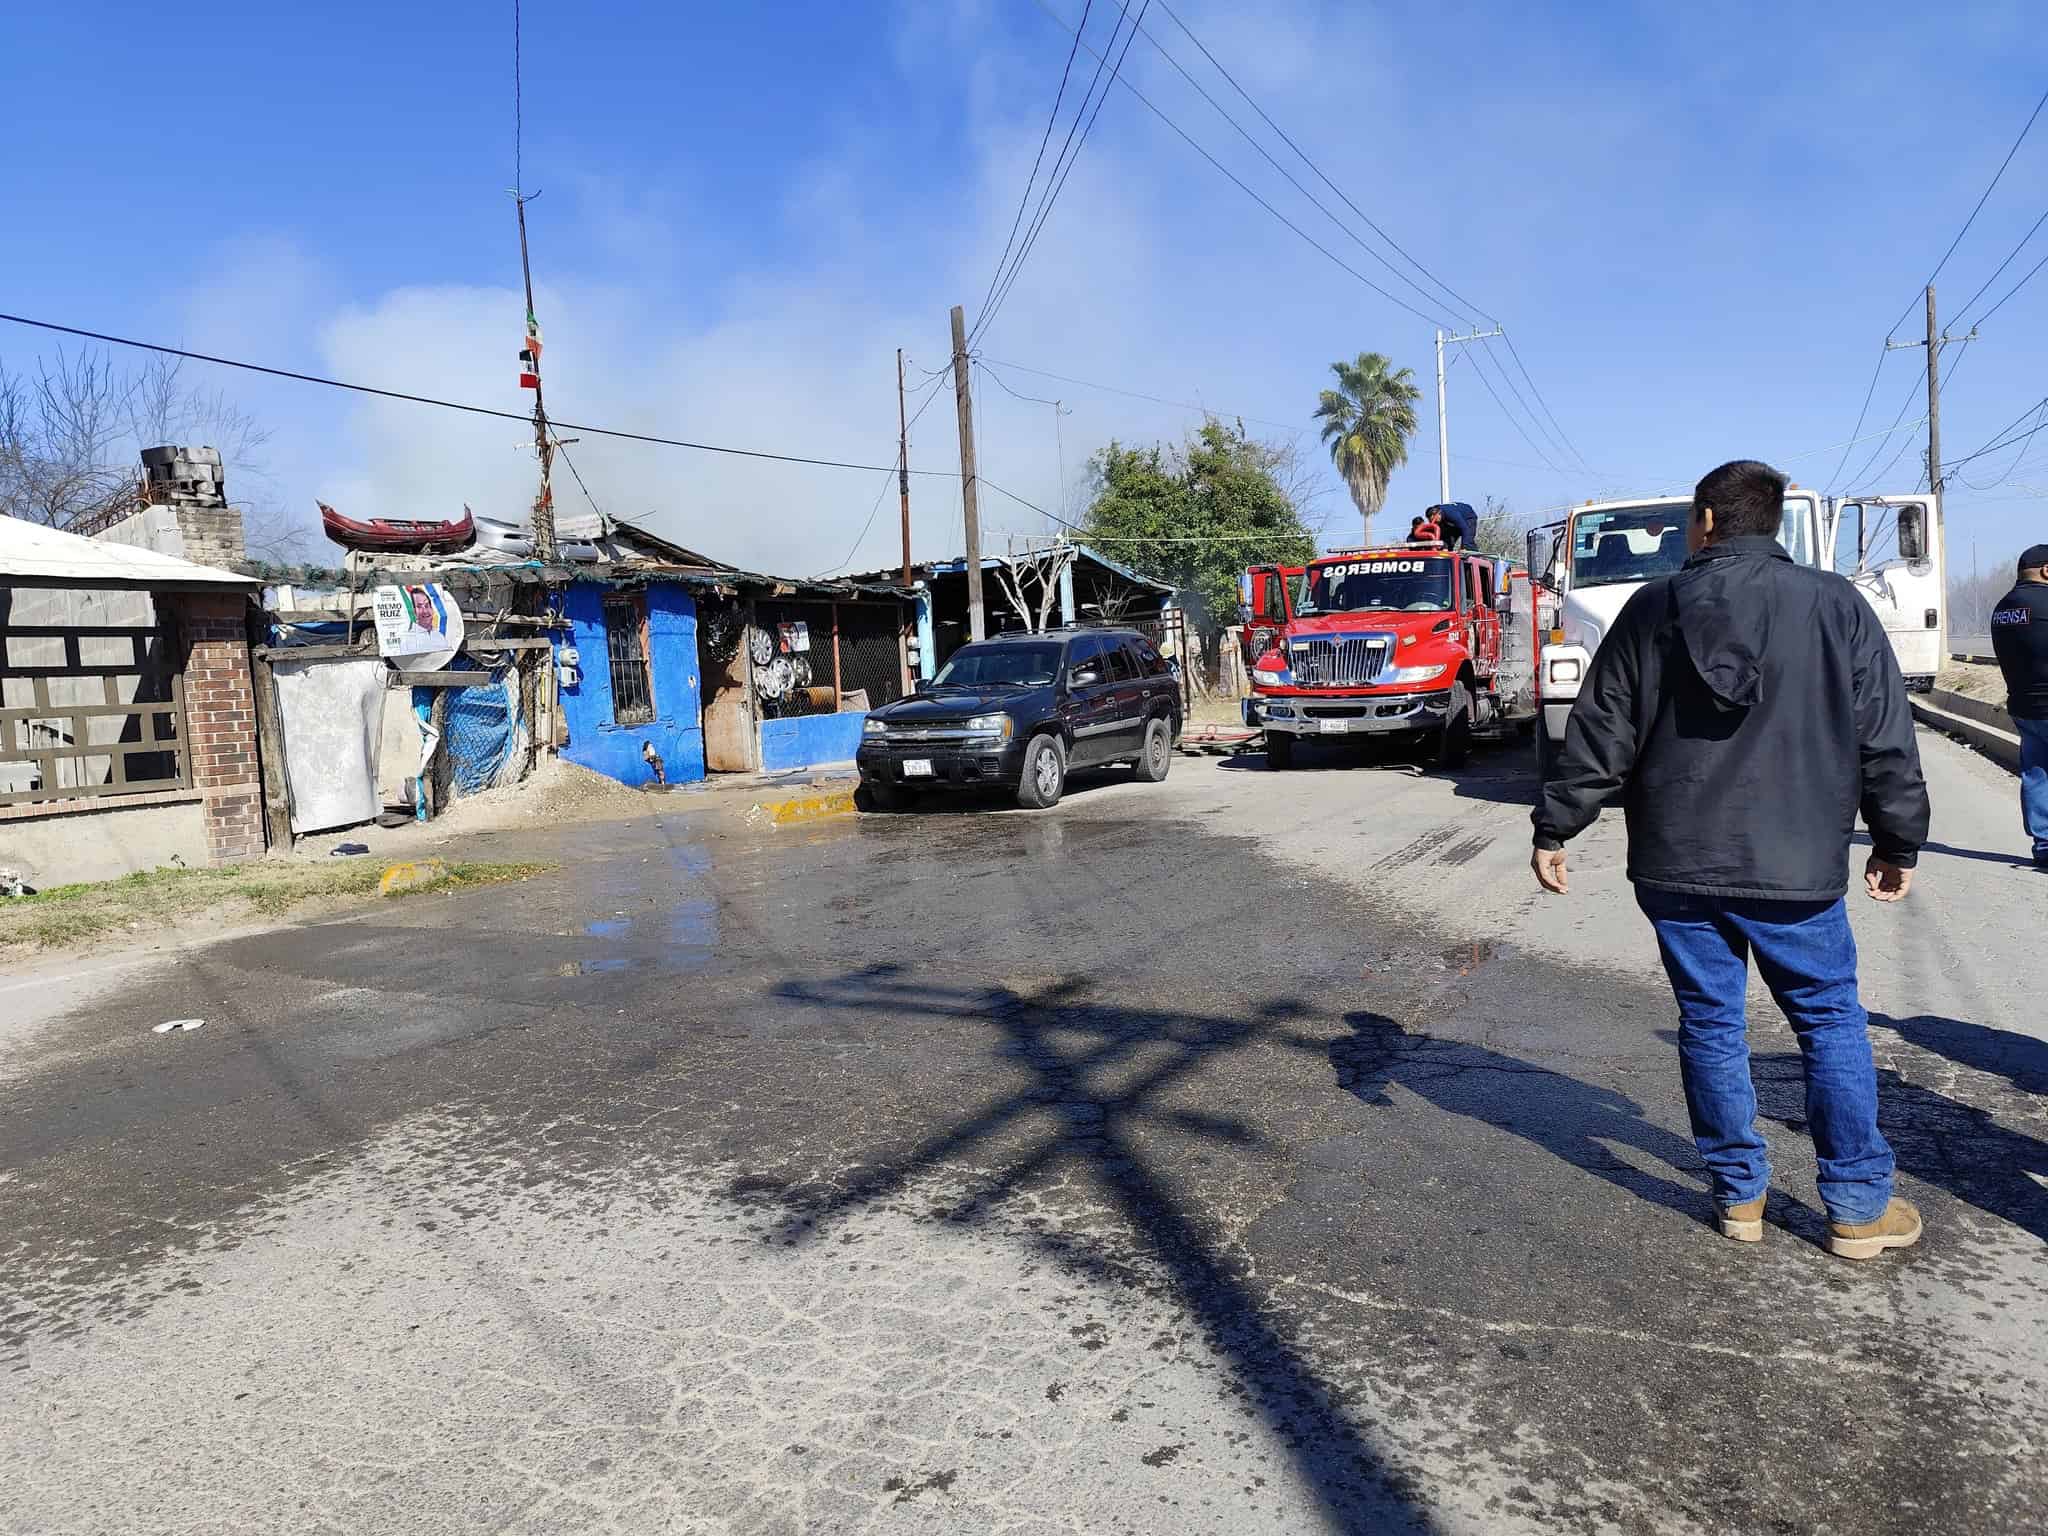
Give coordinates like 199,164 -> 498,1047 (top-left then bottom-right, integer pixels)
1035,749 -> 1059,796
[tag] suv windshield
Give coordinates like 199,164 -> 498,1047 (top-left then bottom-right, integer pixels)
1300,557 -> 1452,615
931,641 -> 1061,688
1569,507 -> 1689,589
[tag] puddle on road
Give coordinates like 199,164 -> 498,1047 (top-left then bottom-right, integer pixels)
565,841 -> 721,977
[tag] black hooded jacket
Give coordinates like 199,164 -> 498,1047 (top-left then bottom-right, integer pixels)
1533,536 -> 1929,900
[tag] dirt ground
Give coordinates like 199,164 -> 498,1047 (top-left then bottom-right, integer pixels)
0,859 -> 552,959
1939,659 -> 2010,707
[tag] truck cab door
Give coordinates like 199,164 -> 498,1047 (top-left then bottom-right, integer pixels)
1835,493 -> 1944,689
1241,564 -> 1299,668
1468,559 -> 1503,679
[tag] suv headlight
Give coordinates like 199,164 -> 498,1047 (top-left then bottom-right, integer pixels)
1387,662 -> 1446,685
964,713 -> 1014,740
862,717 -> 888,736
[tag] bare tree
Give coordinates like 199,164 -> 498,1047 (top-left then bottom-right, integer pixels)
0,344 -> 303,558
989,539 -> 1077,632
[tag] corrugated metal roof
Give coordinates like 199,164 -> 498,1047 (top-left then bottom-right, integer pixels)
0,514 -> 260,589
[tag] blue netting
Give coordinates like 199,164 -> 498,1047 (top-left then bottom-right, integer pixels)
414,657 -> 527,798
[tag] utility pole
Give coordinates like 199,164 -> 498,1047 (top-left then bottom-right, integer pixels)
514,194 -> 557,562
1884,284 -> 1973,498
949,305 -> 985,642
1434,329 -> 1449,506
896,347 -> 912,586
1924,284 -> 1942,497
1432,325 -> 1503,511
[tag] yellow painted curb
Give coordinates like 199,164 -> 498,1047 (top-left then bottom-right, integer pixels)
752,788 -> 857,826
380,857 -> 450,895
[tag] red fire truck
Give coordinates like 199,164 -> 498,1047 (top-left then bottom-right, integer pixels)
1241,544 -> 1542,768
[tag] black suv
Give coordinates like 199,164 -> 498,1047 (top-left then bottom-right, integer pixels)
857,628 -> 1182,809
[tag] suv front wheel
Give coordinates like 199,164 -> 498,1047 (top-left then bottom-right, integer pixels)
1015,732 -> 1068,809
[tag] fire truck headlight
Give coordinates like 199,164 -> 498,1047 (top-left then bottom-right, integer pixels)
1387,662 -> 1447,685
1253,666 -> 1291,687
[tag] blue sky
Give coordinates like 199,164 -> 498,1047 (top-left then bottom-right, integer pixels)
4,0 -> 2046,575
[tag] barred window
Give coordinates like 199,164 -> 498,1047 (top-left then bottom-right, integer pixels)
603,595 -> 654,723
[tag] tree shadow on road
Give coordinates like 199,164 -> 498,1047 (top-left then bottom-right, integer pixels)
1327,1010 -> 1711,1223
756,963 -> 1443,1534
1751,1014 -> 2048,1246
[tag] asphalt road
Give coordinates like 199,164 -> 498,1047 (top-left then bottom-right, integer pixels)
4,728 -> 2044,1534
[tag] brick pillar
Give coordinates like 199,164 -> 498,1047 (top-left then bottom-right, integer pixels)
170,591 -> 266,864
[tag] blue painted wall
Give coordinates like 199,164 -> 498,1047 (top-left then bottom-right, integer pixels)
558,580 -> 705,786
759,711 -> 866,772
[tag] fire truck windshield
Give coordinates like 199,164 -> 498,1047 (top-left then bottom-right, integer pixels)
1299,558 -> 1453,615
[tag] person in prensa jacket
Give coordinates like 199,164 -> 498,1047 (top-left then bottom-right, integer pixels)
1530,458 -> 1931,1261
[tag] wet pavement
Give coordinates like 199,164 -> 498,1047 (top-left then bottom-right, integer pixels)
2,733 -> 2044,1534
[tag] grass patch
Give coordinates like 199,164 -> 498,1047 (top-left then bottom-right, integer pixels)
0,859 -> 556,954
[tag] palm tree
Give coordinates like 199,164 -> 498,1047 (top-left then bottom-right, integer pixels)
1314,353 -> 1421,546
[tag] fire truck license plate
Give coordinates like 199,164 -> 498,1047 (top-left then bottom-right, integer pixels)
1318,719 -> 1351,733
903,759 -> 934,776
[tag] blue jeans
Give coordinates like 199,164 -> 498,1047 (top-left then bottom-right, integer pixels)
1635,888 -> 1894,1224
2018,716 -> 2048,866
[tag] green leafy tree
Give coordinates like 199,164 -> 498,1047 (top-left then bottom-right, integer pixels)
1314,352 -> 1421,545
1081,420 -> 1315,681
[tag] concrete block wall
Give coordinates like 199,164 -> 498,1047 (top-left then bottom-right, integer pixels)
175,505 -> 246,570
171,592 -> 266,863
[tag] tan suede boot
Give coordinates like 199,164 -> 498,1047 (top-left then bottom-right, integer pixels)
1826,1198 -> 1923,1260
1717,1194 -> 1766,1243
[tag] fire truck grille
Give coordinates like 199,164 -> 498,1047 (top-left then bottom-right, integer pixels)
1290,634 -> 1394,687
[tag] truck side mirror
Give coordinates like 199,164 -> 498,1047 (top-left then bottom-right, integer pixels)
1895,505 -> 1927,564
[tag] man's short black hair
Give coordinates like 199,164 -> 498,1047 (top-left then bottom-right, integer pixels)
1409,516 -> 1427,531
1693,459 -> 1787,540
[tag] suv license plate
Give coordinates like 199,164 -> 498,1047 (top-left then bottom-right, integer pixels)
1318,719 -> 1351,734
903,759 -> 935,777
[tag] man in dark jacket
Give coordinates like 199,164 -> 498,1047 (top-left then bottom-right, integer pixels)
1988,544 -> 2048,869
1530,459 -> 1931,1260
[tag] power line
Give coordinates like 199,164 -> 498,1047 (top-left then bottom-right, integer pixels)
1498,329 -> 1591,475
1478,334 -> 1574,470
1151,0 -> 1487,325
971,0 -> 1095,336
1841,371 -> 1927,493
975,0 -> 1148,347
978,354 -> 1300,432
1826,349 -> 1892,494
1952,203 -> 2048,321
1970,242 -> 2048,328
1885,82 -> 2048,340
1947,394 -> 2048,479
1466,344 -> 1566,477
1119,3 -> 1459,327
975,360 -> 1061,409
1027,0 -> 1445,327
0,312 -> 966,479
813,470 -> 899,578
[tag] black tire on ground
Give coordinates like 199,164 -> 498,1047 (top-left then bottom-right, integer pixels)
1015,732 -> 1068,809
1266,731 -> 1295,770
1134,717 -> 1172,782
856,780 -> 909,812
1436,679 -> 1473,769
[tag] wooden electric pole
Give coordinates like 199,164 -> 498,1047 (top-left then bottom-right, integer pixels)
949,305 -> 984,641
897,347 -> 913,586
515,195 -> 558,562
